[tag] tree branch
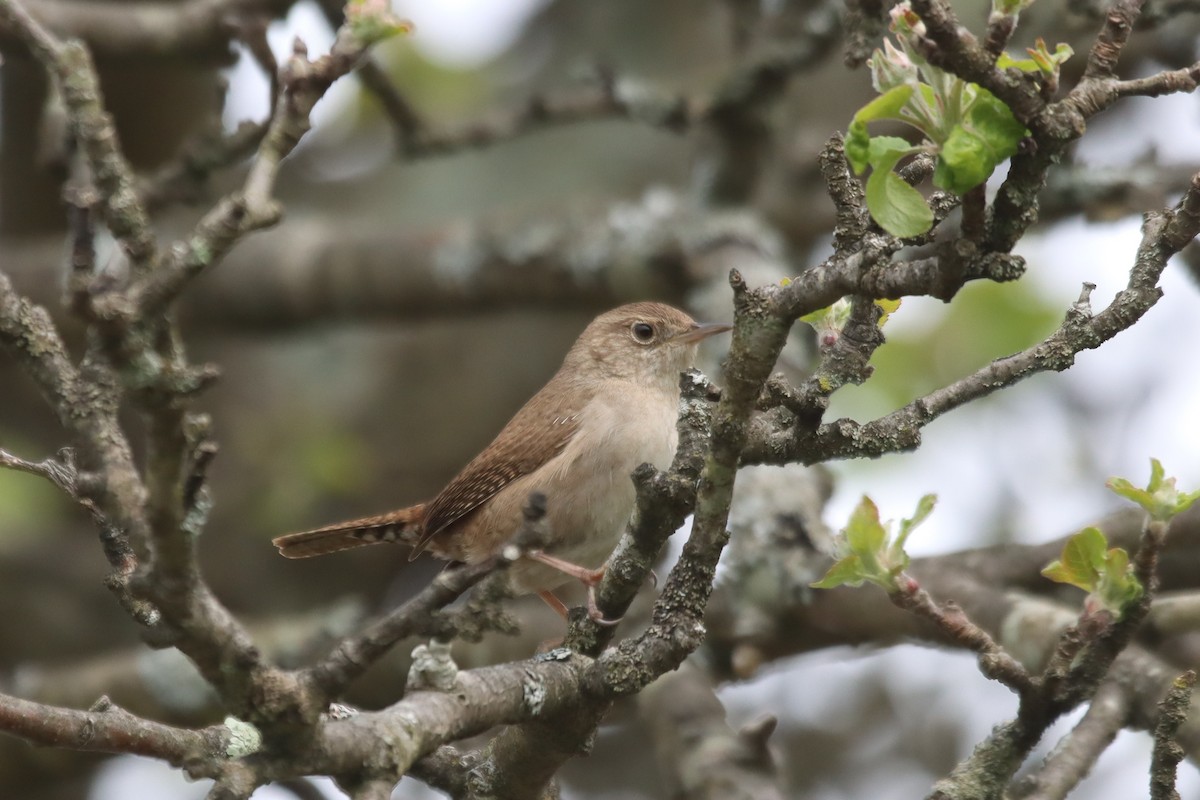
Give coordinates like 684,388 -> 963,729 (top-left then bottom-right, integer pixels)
0,0 -> 296,61
1150,671 -> 1196,800
0,692 -> 230,764
745,173 -> 1200,467
1011,681 -> 1132,800
0,0 -> 157,271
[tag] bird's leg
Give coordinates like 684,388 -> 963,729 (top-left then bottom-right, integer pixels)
527,551 -> 621,626
537,590 -> 570,620
526,551 -> 605,583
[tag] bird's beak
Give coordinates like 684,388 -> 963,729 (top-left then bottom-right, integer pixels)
672,321 -> 733,344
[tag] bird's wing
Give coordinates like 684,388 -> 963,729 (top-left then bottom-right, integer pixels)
413,383 -> 584,558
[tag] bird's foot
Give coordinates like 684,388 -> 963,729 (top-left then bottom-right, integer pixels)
529,554 -> 622,626
585,586 -> 621,627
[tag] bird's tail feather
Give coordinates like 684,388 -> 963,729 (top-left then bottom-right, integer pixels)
272,505 -> 425,559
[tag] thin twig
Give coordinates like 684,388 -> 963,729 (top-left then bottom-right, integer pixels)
1011,681 -> 1132,800
1150,671 -> 1196,800
891,580 -> 1037,696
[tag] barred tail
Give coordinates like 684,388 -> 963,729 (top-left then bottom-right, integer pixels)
272,505 -> 425,559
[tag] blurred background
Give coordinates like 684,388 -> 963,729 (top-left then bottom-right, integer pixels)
2,0 -> 1199,797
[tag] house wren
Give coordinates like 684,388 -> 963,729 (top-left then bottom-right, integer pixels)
272,302 -> 730,617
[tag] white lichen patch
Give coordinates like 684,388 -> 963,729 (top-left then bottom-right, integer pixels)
326,703 -> 358,720
406,639 -> 459,692
223,716 -> 262,758
522,670 -> 547,715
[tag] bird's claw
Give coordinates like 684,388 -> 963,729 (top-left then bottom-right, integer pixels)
587,586 -> 622,627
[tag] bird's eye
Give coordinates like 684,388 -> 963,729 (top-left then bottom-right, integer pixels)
631,322 -> 655,343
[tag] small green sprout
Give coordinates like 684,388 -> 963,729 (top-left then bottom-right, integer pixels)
800,297 -> 901,349
996,39 -> 1073,77
812,494 -> 936,591
345,0 -> 414,45
1106,458 -> 1200,523
991,0 -> 1038,17
1041,527 -> 1143,614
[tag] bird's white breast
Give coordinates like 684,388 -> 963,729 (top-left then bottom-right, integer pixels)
505,380 -> 680,593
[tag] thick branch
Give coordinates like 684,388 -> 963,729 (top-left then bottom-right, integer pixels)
0,692 -> 230,764
0,0 -> 295,61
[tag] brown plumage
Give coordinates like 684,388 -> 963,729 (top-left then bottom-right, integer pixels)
413,391 -> 582,558
271,302 -> 730,607
272,505 -> 425,558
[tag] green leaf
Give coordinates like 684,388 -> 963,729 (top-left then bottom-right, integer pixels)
867,136 -> 918,167
1149,457 -> 1166,491
1096,547 -> 1143,612
1106,477 -> 1142,504
1041,527 -> 1107,592
968,90 -> 1028,155
1105,546 -> 1129,574
862,136 -> 932,236
933,127 -> 991,193
933,89 -> 1027,194
895,493 -> 937,551
866,168 -> 934,237
1044,527 -> 1144,614
845,496 -> 886,555
1040,559 -> 1076,589
1074,526 -> 1109,571
853,84 -> 916,125
845,85 -> 920,175
811,555 -> 867,589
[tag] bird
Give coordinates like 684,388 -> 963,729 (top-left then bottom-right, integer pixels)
272,302 -> 730,619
